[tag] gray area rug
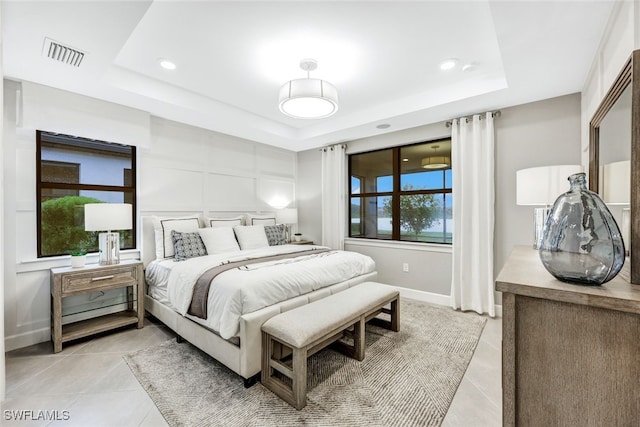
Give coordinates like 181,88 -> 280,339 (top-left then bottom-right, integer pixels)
124,299 -> 487,427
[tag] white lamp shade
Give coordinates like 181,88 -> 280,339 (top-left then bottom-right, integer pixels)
516,165 -> 584,205
84,203 -> 133,231
279,78 -> 338,119
602,160 -> 630,205
276,208 -> 298,225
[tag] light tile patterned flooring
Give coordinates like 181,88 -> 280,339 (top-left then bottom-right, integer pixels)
3,312 -> 502,426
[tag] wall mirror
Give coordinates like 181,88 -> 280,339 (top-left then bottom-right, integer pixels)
589,50 -> 639,284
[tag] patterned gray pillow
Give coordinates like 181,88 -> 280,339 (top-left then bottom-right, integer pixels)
264,224 -> 286,246
172,230 -> 207,261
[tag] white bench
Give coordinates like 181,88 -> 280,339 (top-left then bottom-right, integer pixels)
261,282 -> 400,410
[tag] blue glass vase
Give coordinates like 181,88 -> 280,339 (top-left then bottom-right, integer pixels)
538,172 -> 625,285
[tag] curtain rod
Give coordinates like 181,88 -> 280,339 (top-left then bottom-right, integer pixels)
319,143 -> 347,152
445,110 -> 501,128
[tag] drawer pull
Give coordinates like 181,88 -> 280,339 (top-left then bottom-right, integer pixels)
91,275 -> 115,282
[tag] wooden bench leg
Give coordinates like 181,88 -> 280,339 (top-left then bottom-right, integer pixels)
292,347 -> 308,410
354,316 -> 365,361
390,297 -> 400,332
367,296 -> 401,332
262,331 -> 309,410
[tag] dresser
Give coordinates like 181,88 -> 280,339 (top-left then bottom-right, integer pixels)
50,260 -> 144,353
496,246 -> 640,426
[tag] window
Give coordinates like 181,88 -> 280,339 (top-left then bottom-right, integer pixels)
36,131 -> 136,257
349,139 -> 452,244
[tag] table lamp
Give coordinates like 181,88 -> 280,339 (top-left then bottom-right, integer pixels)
516,165 -> 583,249
276,208 -> 298,243
84,203 -> 132,265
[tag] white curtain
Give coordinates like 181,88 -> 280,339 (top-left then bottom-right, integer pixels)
450,113 -> 496,317
321,144 -> 347,250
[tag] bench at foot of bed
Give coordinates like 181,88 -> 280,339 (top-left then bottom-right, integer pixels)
260,281 -> 400,410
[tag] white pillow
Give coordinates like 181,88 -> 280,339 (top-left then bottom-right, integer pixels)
208,216 -> 244,228
198,227 -> 240,254
245,214 -> 276,226
233,225 -> 269,250
153,216 -> 201,259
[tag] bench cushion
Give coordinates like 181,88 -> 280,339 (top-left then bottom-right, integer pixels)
261,282 -> 398,348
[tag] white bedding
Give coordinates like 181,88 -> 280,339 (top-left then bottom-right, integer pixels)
145,244 -> 376,339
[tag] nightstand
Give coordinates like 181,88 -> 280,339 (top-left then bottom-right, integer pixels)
290,240 -> 314,245
50,260 -> 144,353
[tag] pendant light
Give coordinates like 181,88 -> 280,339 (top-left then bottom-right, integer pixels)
278,59 -> 338,119
421,145 -> 451,170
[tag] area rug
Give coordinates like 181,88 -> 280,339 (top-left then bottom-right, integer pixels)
124,299 -> 487,427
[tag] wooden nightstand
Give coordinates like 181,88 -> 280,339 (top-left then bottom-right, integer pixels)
50,260 -> 144,353
290,240 -> 314,245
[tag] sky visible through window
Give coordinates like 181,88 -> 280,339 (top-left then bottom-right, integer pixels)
351,170 -> 451,193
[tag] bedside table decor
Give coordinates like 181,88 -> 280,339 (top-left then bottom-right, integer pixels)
276,208 -> 298,243
70,253 -> 86,268
84,203 -> 132,265
50,260 -> 144,353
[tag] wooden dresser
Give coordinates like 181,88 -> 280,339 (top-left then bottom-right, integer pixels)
496,246 -> 640,426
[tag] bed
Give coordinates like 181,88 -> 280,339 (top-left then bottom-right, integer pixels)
141,215 -> 377,384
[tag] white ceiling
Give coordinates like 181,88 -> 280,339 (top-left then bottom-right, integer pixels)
2,1 -> 614,152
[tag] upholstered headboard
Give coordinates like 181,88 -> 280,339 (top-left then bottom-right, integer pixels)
141,215 -> 158,268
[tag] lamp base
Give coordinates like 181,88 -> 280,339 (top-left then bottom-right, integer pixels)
98,232 -> 120,265
284,224 -> 292,243
533,207 -> 550,250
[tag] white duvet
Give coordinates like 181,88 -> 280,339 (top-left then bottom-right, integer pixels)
146,245 -> 375,339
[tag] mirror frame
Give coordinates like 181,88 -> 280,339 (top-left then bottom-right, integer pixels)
589,50 -> 640,284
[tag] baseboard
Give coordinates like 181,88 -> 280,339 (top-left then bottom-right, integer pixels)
5,327 -> 51,352
397,287 -> 452,306
395,286 -> 502,317
4,303 -> 130,352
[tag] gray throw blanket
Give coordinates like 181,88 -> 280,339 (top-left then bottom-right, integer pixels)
187,248 -> 330,319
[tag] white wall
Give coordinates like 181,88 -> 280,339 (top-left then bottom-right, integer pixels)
494,94 -> 582,280
297,93 -> 582,304
3,80 -> 297,351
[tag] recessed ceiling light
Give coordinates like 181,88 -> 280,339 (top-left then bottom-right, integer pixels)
376,124 -> 390,129
439,58 -> 458,71
462,63 -> 478,72
159,58 -> 176,70
402,158 -> 409,162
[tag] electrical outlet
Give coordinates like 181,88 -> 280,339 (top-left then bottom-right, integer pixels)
402,263 -> 409,272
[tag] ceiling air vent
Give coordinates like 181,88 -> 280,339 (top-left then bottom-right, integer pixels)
42,37 -> 85,67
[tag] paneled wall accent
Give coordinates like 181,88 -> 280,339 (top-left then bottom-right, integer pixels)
581,1 -> 637,166
139,116 -> 296,214
3,81 -> 297,351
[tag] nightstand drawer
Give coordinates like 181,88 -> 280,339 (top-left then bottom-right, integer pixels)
62,267 -> 137,294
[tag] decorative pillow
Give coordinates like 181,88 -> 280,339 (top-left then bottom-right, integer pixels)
233,225 -> 269,250
208,216 -> 244,228
264,224 -> 286,246
153,216 -> 201,259
198,227 -> 241,254
245,214 -> 276,226
172,230 -> 207,261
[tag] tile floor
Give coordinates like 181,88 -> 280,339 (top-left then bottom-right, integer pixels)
2,311 -> 502,426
